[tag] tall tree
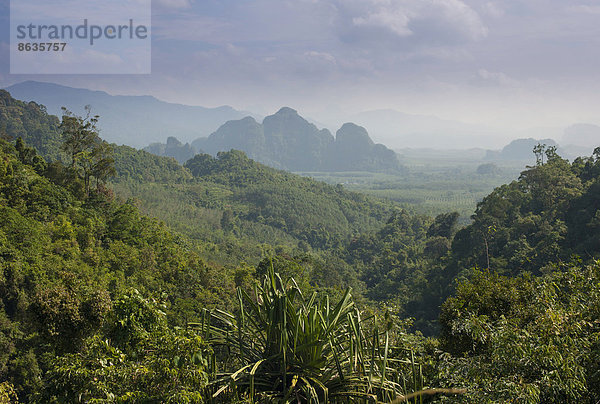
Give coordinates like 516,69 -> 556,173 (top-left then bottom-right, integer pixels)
60,105 -> 99,168
60,106 -> 115,196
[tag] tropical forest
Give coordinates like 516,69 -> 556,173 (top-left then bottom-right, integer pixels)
0,81 -> 599,404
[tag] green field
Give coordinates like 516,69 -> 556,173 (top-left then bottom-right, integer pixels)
299,152 -> 527,223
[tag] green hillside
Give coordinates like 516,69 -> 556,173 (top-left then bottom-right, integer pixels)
2,88 -> 600,402
1,89 -> 397,262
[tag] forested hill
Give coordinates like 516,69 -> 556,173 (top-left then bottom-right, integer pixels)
0,135 -> 254,402
0,89 -> 191,182
3,87 -> 600,402
188,107 -> 402,172
0,89 -> 63,161
110,146 -> 398,265
181,150 -> 394,244
447,144 -> 600,279
0,89 -> 396,259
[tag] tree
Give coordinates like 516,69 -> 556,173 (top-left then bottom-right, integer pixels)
90,140 -> 116,188
60,106 -> 99,168
533,143 -> 546,166
60,106 -> 115,196
44,291 -> 209,403
15,137 -> 46,173
0,122 -> 9,141
220,208 -> 235,232
438,263 -> 600,403
427,212 -> 459,239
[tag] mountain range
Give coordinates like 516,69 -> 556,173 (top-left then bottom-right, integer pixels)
4,81 -> 401,172
4,81 -> 250,148
5,81 -> 596,169
145,108 -> 402,172
190,107 -> 402,172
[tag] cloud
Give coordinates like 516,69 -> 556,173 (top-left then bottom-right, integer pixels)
304,51 -> 336,63
472,69 -> 518,87
154,0 -> 192,10
352,9 -> 413,37
480,1 -> 505,18
333,0 -> 487,48
5,0 -> 600,133
10,0 -> 149,22
404,47 -> 472,63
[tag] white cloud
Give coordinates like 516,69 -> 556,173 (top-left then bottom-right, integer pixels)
474,69 -> 518,87
154,0 -> 192,10
333,0 -> 487,47
352,9 -> 413,37
418,0 -> 488,41
304,51 -> 336,63
481,1 -> 505,18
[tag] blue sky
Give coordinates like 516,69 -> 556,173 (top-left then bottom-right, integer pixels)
1,0 -> 600,144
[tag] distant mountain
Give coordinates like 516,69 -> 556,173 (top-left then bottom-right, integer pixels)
4,81 -> 250,148
485,138 -> 557,162
144,137 -> 196,164
191,107 -> 402,172
325,123 -> 400,171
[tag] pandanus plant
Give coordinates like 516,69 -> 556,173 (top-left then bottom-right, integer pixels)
191,264 -> 426,403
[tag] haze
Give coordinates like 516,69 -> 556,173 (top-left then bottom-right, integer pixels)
1,0 -> 599,149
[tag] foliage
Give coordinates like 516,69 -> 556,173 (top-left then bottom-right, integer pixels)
0,90 -> 63,161
3,88 -> 600,403
447,145 -> 594,281
436,262 -> 600,403
45,291 -> 209,403
195,265 -> 420,403
60,107 -> 116,196
183,151 -> 393,249
112,144 -> 192,183
342,210 -> 453,334
0,138 -> 235,401
0,381 -> 18,403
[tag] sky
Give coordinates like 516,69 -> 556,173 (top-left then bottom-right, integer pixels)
1,0 -> 600,147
